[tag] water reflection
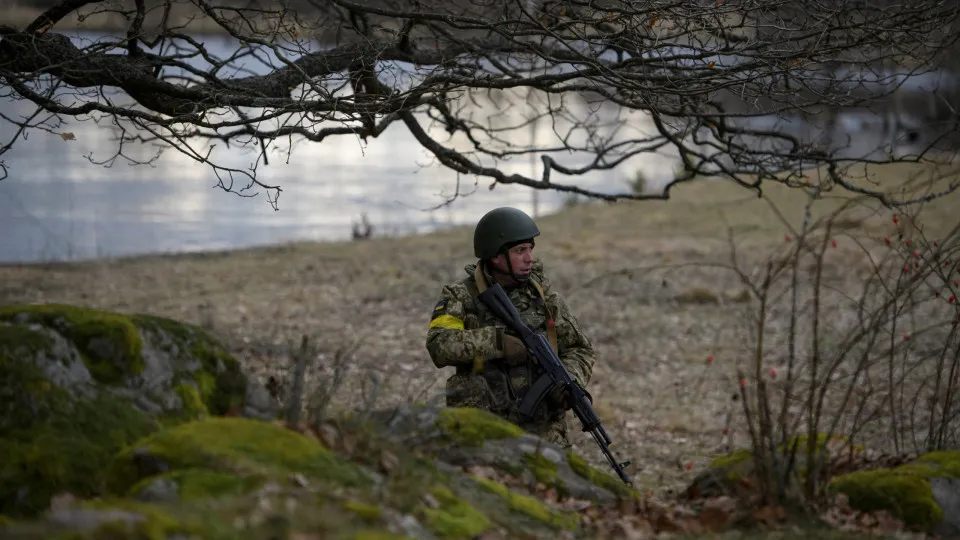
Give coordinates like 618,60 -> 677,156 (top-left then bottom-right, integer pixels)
0,31 -> 676,263
0,30 -> 950,263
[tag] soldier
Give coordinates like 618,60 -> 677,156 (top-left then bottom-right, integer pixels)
425,207 -> 596,448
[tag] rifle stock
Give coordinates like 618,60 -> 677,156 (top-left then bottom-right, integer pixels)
477,282 -> 633,487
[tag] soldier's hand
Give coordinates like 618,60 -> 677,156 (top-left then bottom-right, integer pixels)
500,334 -> 529,367
549,385 -> 572,410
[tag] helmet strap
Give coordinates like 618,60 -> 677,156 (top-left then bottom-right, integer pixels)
487,244 -> 532,285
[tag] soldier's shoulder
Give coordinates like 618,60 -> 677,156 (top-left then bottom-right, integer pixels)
440,276 -> 476,296
435,266 -> 479,300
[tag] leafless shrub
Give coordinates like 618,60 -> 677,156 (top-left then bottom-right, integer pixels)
717,179 -> 960,506
305,338 -> 359,423
283,333 -> 311,425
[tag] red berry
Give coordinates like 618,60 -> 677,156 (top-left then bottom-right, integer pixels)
893,216 -> 899,224
885,237 -> 891,245
685,461 -> 693,470
739,378 -> 747,389
903,265 -> 910,273
954,281 -> 958,287
906,240 -> 912,247
936,290 -> 942,297
706,355 -> 714,364
722,428 -> 729,435
831,240 -> 837,248
904,334 -> 911,341
914,250 -> 920,259
769,368 -> 777,378
785,234 -> 792,242
951,296 -> 956,304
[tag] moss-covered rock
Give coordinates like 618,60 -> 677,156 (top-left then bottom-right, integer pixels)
0,304 -> 275,520
359,404 -> 636,503
0,304 -> 254,419
565,450 -> 637,500
471,476 -> 579,530
0,409 -> 589,539
0,405 -> 651,539
0,338 -> 159,518
108,416 -> 370,497
128,312 -> 250,417
0,304 -> 144,385
688,433 -> 861,500
419,484 -> 492,538
828,450 -> 960,535
435,407 -> 526,446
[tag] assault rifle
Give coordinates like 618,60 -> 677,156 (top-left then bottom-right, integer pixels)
478,283 -> 633,486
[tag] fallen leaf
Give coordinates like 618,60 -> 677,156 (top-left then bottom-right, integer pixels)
753,504 -> 786,526
699,496 -> 737,531
379,448 -> 400,473
60,132 -> 76,141
289,473 -> 309,487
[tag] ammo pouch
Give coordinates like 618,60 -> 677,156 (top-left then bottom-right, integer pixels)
458,356 -> 562,423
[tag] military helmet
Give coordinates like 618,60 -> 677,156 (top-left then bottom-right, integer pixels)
473,207 -> 540,259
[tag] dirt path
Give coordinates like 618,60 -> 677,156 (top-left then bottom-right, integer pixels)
3,168 -> 958,495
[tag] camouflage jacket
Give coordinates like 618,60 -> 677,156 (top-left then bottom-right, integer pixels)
425,259 -> 596,418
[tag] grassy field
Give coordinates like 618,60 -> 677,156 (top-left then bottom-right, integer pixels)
2,162 -> 960,501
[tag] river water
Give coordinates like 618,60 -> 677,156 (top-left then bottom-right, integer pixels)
0,30 -> 950,263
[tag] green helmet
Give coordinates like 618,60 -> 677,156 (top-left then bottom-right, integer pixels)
473,207 -> 540,259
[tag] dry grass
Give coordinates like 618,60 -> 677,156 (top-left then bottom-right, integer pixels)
2,162 -> 960,496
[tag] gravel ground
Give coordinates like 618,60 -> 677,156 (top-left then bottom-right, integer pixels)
3,171 -> 959,496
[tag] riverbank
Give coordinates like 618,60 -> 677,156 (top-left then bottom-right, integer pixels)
2,164 -> 959,496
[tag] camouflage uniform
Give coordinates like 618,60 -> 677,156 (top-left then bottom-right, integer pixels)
425,259 -> 596,448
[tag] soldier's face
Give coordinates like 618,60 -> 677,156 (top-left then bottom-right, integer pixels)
492,242 -> 535,279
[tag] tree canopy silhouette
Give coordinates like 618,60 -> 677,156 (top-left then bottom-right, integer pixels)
2,0 -> 960,207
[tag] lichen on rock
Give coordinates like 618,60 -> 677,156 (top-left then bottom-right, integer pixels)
0,304 -> 277,519
0,304 -> 145,385
359,404 -> 635,503
0,304 -> 255,420
471,475 -> 579,530
828,449 -> 960,535
435,407 -> 527,446
0,335 -> 159,518
109,416 -> 370,498
687,433 -> 860,500
419,484 -> 492,538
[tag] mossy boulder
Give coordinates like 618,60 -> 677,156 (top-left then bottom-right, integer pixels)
360,404 -> 639,503
828,450 -> 960,536
0,409 -> 598,539
686,433 -> 859,499
0,304 -> 276,519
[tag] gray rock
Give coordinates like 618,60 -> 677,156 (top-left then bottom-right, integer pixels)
21,324 -> 94,392
243,378 -> 281,421
0,307 -> 252,420
359,403 -> 624,503
133,477 -> 180,503
48,508 -> 144,532
932,477 -> 960,538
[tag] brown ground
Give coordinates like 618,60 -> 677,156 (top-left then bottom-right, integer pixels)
3,162 -> 960,496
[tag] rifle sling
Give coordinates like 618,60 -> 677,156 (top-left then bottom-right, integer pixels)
473,263 -> 559,353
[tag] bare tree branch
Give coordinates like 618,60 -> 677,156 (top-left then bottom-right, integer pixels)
1,0 -> 959,207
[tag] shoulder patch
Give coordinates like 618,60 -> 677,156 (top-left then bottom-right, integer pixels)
431,300 -> 448,319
